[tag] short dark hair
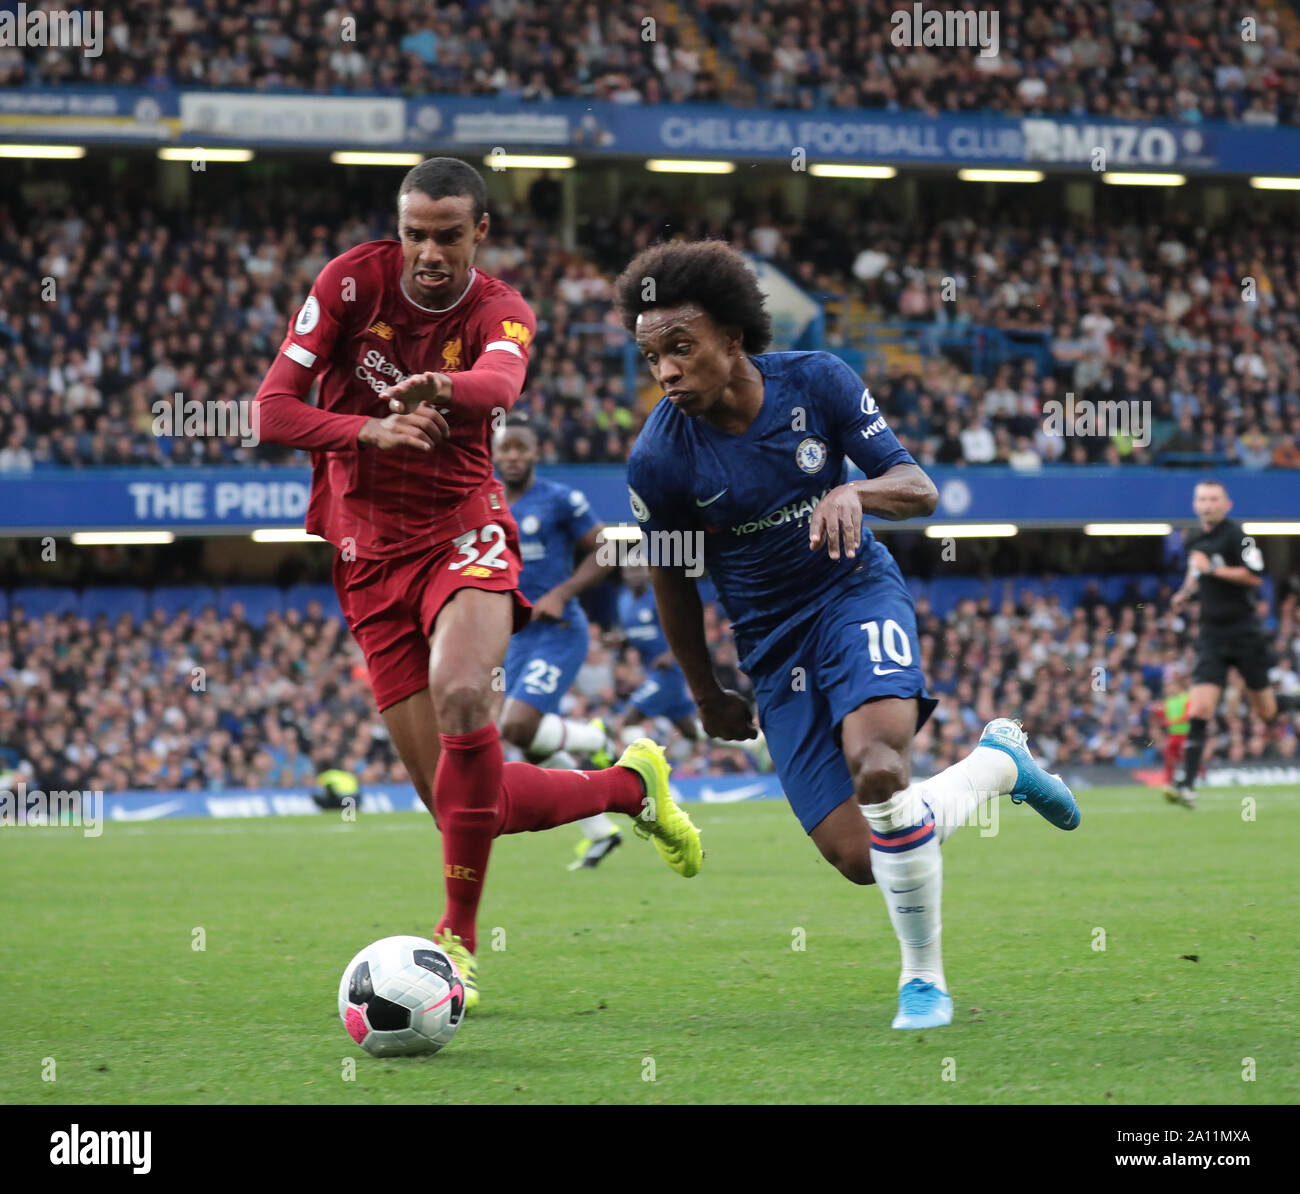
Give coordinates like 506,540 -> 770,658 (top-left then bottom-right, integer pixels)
494,412 -> 538,444
503,413 -> 537,436
614,239 -> 772,354
398,157 -> 488,223
1195,478 -> 1228,495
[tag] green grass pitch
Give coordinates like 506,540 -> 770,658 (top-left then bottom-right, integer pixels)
2,786 -> 1296,1105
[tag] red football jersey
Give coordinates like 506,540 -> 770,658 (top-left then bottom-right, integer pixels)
255,240 -> 536,559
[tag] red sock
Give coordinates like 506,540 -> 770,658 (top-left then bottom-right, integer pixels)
1164,736 -> 1184,783
432,724 -> 502,955
495,762 -> 645,835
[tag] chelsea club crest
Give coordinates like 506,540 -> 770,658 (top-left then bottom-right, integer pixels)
796,437 -> 827,474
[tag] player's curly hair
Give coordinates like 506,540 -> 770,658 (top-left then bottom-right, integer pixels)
399,157 -> 488,223
614,239 -> 772,354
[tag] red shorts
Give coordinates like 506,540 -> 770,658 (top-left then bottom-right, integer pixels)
333,516 -> 532,713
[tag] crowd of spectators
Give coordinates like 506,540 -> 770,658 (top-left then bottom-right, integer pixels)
0,0 -> 719,105
0,189 -> 640,471
3,577 -> 1297,794
4,0 -> 1297,126
586,195 -> 1300,469
912,582 -> 1300,775
704,0 -> 1300,123
4,177 -> 1300,473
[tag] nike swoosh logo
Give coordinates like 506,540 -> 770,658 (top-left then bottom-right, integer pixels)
696,490 -> 728,506
110,799 -> 186,821
873,665 -> 902,676
426,982 -> 464,1012
889,885 -> 923,894
700,781 -> 769,803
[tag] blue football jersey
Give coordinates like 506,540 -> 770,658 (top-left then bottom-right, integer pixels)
618,584 -> 670,664
625,351 -> 915,671
507,478 -> 598,620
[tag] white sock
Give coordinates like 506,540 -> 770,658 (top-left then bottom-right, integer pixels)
620,723 -> 649,748
863,790 -> 946,992
530,713 -> 607,756
578,813 -> 618,840
914,746 -> 1017,845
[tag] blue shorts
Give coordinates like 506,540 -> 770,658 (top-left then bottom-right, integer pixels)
624,662 -> 697,724
503,613 -> 590,716
750,563 -> 937,835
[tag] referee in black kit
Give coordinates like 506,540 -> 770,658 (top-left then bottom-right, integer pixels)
1168,480 -> 1300,807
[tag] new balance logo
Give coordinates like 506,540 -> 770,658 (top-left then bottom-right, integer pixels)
367,321 -> 395,340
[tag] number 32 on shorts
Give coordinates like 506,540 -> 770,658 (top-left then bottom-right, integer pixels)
448,524 -> 510,575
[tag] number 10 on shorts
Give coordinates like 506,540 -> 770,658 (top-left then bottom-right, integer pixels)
860,619 -> 913,667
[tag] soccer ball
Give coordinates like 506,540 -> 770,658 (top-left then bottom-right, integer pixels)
338,935 -> 466,1057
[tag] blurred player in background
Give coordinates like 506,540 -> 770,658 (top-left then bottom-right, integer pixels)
1169,480 -> 1300,808
612,558 -> 770,766
254,157 -> 701,1009
616,240 -> 1081,1030
492,416 -> 626,870
1154,660 -> 1193,794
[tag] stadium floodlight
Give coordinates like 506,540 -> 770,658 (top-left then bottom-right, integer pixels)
809,164 -> 897,179
158,147 -> 255,162
71,531 -> 175,546
645,160 -> 736,174
482,154 -> 576,170
250,529 -> 325,543
0,144 -> 86,158
1242,522 -> 1300,535
1083,523 -> 1174,536
1101,172 -> 1186,186
331,152 -> 424,167
1250,177 -> 1300,191
923,524 -> 1018,538
956,169 -> 1044,183
600,526 -> 644,541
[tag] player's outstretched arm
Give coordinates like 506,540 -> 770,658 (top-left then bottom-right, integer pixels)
650,565 -> 756,741
532,524 -> 610,621
851,462 -> 939,521
1170,564 -> 1199,610
809,463 -> 938,560
1187,548 -> 1262,589
358,405 -> 450,453
255,351 -> 378,452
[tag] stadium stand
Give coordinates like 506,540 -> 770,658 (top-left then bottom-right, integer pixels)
3,577 -> 1297,792
3,188 -> 1299,471
5,1 -> 1297,125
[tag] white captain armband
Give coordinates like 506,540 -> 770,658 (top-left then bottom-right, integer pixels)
283,342 -> 317,368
